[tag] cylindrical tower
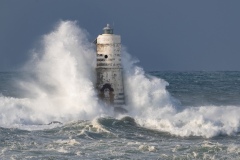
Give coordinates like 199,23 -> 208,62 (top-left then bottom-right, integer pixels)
95,24 -> 126,111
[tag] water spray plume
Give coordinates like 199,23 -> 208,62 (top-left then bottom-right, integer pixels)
0,20 -> 239,138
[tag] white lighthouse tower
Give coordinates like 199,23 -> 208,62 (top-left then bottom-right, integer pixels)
95,24 -> 126,113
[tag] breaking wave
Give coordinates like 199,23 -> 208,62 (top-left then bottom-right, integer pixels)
0,20 -> 240,138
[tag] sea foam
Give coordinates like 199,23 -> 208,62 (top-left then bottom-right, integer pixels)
0,20 -> 240,138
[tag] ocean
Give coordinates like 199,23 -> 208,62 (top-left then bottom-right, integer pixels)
1,21 -> 240,159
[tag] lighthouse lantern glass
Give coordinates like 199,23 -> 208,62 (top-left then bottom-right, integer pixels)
104,29 -> 113,34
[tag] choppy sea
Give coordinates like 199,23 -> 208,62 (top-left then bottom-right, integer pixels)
1,71 -> 240,159
1,21 -> 240,159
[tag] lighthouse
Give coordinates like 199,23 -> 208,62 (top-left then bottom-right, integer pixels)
95,24 -> 127,113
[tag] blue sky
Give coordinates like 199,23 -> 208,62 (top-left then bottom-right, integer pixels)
1,0 -> 240,71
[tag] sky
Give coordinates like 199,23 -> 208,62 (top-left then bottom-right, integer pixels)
1,0 -> 240,71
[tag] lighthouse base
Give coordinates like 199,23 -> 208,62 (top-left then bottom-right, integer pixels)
96,68 -> 125,107
114,107 -> 128,114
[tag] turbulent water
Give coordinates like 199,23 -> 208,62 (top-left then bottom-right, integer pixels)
1,21 -> 240,159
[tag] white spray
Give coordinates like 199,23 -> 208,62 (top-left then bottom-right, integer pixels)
0,20 -> 240,138
0,21 -> 106,127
